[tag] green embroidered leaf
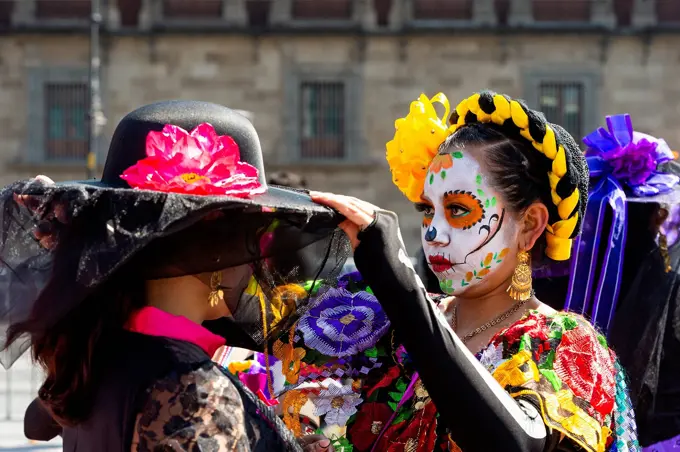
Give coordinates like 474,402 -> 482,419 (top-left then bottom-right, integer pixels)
477,189 -> 485,198
364,346 -> 379,358
540,369 -> 563,392
388,400 -> 399,411
395,378 -> 408,392
441,170 -> 447,180
331,435 -> 354,452
476,174 -> 482,185
548,327 -> 563,340
562,317 -> 578,330
429,174 -> 434,185
302,279 -> 324,295
393,408 -> 414,425
597,334 -> 608,349
365,286 -> 374,295
452,151 -> 464,159
538,349 -> 556,370
518,333 -> 532,351
388,391 -> 403,402
491,197 -> 497,207
367,389 -> 380,402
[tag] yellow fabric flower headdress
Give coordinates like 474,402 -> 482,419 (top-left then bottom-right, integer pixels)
386,91 -> 589,261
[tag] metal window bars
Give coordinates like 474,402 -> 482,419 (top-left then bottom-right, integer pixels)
44,82 -> 89,161
299,81 -> 346,160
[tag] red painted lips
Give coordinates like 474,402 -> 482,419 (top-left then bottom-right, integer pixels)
428,255 -> 453,273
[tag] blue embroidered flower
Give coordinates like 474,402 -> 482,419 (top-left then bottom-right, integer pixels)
297,287 -> 390,358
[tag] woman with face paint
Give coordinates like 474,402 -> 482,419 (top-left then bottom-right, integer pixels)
311,92 -> 638,451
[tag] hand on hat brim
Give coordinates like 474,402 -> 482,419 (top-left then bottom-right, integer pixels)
13,175 -> 68,250
310,191 -> 378,250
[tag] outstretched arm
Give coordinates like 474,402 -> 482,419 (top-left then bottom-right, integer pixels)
312,193 -> 548,452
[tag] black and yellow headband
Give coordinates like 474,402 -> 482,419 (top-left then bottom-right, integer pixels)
386,91 -> 588,261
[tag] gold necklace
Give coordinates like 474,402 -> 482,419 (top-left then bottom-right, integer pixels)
452,298 -> 529,344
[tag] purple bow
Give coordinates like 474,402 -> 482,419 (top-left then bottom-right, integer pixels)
584,114 -> 678,197
564,114 -> 679,335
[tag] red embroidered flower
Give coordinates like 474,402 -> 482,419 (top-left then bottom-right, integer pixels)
490,312 -> 548,347
121,123 -> 265,197
375,401 -> 438,452
553,325 -> 616,419
347,402 -> 393,451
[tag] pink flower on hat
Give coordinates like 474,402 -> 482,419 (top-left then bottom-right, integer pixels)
121,123 -> 265,197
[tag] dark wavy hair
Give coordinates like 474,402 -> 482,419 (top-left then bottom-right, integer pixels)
12,276 -> 144,426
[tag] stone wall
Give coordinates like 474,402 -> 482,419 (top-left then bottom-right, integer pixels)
0,32 -> 679,251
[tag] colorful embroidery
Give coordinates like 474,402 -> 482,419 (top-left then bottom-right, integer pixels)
309,378 -> 362,427
297,287 -> 390,358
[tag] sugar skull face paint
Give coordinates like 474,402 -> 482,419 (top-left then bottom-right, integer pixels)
418,150 -> 514,295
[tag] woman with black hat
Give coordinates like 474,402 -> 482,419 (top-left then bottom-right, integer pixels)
1,100 -> 349,450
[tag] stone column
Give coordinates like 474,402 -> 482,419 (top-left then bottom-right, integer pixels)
354,0 -> 377,30
591,0 -> 616,28
138,0 -> 161,29
387,0 -> 407,30
107,0 -> 121,29
632,0 -> 657,27
12,0 -> 36,26
507,0 -> 533,26
269,0 -> 292,24
223,0 -> 247,25
473,0 -> 497,26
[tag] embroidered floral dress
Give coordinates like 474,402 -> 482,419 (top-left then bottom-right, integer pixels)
231,212 -> 639,452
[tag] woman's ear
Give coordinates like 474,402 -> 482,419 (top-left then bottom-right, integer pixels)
519,202 -> 550,250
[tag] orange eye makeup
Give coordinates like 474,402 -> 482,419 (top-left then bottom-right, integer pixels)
442,190 -> 485,230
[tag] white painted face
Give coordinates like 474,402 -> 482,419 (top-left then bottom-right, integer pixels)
419,150 -> 515,295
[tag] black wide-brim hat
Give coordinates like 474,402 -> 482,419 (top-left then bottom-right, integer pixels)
0,100 -> 349,367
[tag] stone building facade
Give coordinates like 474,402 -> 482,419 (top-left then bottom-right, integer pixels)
0,0 -> 678,250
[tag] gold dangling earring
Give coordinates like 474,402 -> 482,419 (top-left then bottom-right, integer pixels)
507,250 -> 533,301
208,271 -> 224,308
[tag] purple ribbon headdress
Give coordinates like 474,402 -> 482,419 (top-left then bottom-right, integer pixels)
564,114 -> 679,335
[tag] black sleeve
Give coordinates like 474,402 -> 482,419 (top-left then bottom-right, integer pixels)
23,397 -> 62,441
354,211 -> 548,452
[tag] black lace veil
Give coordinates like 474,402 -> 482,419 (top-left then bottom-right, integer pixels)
0,178 -> 350,368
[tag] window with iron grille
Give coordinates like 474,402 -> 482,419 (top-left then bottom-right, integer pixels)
523,70 -> 598,146
292,0 -> 352,20
26,68 -> 91,164
36,0 -> 91,19
44,83 -> 89,161
163,0 -> 222,18
413,0 -> 474,20
299,82 -> 346,160
538,82 -> 584,140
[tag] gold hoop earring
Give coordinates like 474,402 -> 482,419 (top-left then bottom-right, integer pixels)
208,271 -> 224,308
507,250 -> 533,301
